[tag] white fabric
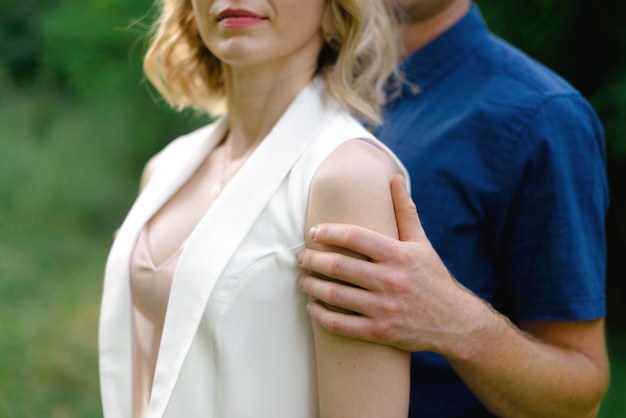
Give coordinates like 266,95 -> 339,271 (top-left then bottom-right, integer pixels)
99,80 -> 409,418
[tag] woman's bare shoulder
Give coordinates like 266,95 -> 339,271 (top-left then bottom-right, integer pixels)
315,138 -> 401,188
307,138 -> 403,237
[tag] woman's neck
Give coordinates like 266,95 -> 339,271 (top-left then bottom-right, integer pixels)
223,65 -> 316,156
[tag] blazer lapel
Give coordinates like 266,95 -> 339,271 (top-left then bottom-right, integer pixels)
99,118 -> 229,417
147,81 -> 337,417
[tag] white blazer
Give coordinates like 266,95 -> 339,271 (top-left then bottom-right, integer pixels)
99,80 -> 409,418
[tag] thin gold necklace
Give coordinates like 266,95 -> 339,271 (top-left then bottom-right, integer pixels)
210,137 -> 258,198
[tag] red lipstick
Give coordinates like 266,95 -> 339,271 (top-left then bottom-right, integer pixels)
217,8 -> 267,28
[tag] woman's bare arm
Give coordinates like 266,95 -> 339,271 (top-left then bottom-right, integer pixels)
305,139 -> 410,418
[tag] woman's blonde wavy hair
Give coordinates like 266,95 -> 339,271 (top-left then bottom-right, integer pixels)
144,0 -> 398,125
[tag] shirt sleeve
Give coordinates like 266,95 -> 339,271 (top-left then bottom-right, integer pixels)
501,93 -> 609,321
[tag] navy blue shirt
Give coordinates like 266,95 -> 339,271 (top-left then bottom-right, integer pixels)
375,5 -> 609,417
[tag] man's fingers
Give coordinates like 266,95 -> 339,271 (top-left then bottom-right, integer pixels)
390,175 -> 426,242
305,300 -> 377,343
298,249 -> 379,290
308,223 -> 396,262
298,273 -> 375,315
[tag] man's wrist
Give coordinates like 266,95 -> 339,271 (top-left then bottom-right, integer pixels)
440,288 -> 508,363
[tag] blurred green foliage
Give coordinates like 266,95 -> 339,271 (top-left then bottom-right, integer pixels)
0,0 -> 624,416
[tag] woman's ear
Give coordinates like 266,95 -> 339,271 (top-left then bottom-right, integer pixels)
320,2 -> 342,55
320,1 -> 335,44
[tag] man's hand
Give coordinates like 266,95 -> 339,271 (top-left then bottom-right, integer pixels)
298,175 -> 609,417
297,175 -> 483,353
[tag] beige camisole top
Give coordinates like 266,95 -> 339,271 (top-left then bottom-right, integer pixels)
129,225 -> 183,417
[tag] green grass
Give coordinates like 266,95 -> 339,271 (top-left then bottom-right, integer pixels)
0,228 -> 106,418
0,87 -> 126,418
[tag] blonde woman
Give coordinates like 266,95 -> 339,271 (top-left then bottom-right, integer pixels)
99,1 -> 410,417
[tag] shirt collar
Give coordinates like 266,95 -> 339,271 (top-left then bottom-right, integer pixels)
397,3 -> 489,96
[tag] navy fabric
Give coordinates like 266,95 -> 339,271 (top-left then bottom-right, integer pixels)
374,4 -> 609,416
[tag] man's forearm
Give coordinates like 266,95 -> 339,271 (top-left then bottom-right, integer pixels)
444,298 -> 609,418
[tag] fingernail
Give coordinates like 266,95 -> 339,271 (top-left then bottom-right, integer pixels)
309,225 -> 319,240
297,251 -> 303,264
298,276 -> 304,289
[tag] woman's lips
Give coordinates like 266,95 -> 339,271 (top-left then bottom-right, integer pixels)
217,9 -> 267,28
